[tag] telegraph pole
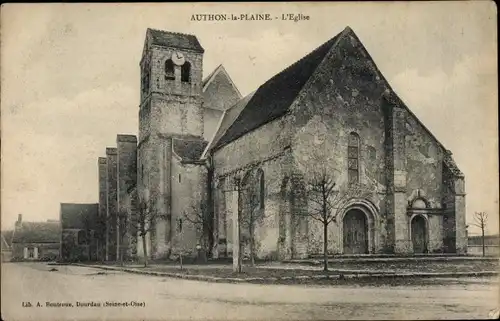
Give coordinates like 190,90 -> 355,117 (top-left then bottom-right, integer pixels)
221,176 -> 246,273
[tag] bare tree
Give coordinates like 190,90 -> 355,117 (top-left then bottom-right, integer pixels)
306,170 -> 369,271
136,195 -> 165,267
183,200 -> 212,263
471,211 -> 488,257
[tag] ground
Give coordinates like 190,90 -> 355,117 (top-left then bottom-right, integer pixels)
2,262 -> 498,320
82,257 -> 499,283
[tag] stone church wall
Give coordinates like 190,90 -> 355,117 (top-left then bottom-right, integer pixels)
212,115 -> 297,259
116,135 -> 138,259
288,32 -> 389,254
105,147 -> 118,260
170,156 -> 207,257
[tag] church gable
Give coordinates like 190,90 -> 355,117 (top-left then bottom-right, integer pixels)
202,65 -> 242,141
289,27 -> 390,189
202,65 -> 242,111
290,26 -> 462,198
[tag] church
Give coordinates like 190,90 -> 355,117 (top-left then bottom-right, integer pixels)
96,26 -> 467,262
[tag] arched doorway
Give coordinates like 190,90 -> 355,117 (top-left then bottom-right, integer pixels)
411,215 -> 428,254
343,209 -> 368,254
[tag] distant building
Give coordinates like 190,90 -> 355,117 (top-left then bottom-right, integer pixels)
60,203 -> 100,262
11,214 -> 61,261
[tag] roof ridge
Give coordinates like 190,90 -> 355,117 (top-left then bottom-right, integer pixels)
147,28 -> 198,38
259,27 -> 348,88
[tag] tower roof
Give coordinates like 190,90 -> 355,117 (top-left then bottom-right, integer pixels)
147,28 -> 205,53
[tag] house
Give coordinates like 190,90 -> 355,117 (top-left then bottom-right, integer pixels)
11,214 -> 61,261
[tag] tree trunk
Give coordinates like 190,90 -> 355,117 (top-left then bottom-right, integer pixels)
323,222 -> 328,271
142,233 -> 148,267
482,227 -> 485,257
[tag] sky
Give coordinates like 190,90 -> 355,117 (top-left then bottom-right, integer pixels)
1,2 -> 498,235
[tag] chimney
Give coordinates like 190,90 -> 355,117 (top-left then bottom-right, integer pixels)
15,214 -> 23,229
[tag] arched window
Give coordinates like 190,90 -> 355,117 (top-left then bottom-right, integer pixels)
165,59 -> 175,80
181,62 -> 191,83
348,132 -> 360,184
258,170 -> 265,210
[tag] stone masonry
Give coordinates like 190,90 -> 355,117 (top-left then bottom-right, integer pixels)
117,135 -> 138,260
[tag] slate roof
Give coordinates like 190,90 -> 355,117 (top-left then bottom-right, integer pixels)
60,203 -> 99,230
12,221 -> 61,244
148,28 -> 204,53
172,138 -> 208,161
212,29 -> 346,150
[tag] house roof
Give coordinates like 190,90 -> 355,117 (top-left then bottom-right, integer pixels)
12,221 -> 61,244
147,28 -> 204,53
172,138 -> 208,161
60,203 -> 99,230
212,28 -> 347,150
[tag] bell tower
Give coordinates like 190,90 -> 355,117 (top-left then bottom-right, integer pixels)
139,28 -> 205,140
138,28 -> 205,258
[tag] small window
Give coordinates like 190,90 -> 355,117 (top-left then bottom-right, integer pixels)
178,174 -> 181,183
181,62 -> 191,83
258,170 -> 265,210
178,218 -> 183,233
165,59 -> 175,80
